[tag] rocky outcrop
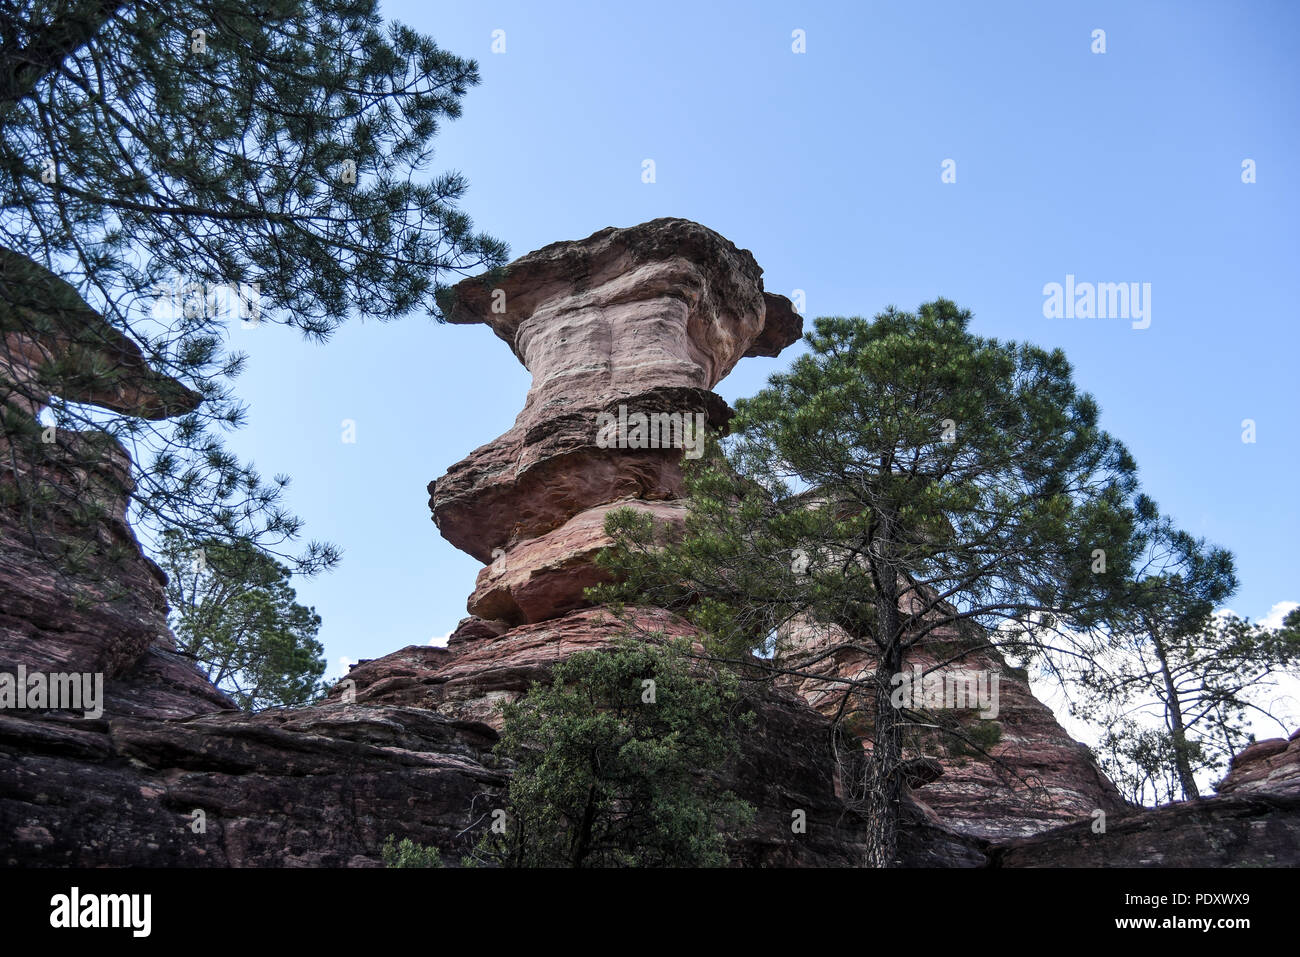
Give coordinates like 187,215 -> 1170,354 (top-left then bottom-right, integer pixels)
993,793 -> 1300,867
334,606 -> 984,866
0,245 -> 200,419
0,603 -> 987,867
996,727 -> 1300,866
0,431 -> 230,717
428,219 -> 798,624
465,499 -> 686,625
0,249 -> 228,720
0,702 -> 505,867
1217,729 -> 1300,798
777,616 -> 1127,841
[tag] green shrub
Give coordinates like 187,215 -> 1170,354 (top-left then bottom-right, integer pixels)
380,835 -> 442,868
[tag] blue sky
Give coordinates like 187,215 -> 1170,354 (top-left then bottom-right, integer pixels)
216,0 -> 1298,679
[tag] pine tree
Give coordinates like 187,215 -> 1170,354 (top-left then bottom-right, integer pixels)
157,528 -> 326,710
1,0 -> 505,576
597,301 -> 1143,867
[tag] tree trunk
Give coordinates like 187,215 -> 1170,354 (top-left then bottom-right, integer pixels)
863,642 -> 904,867
864,546 -> 905,868
570,782 -> 599,867
1151,633 -> 1200,800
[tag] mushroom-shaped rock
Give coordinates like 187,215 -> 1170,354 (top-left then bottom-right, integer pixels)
436,218 -> 801,392
430,219 -> 801,572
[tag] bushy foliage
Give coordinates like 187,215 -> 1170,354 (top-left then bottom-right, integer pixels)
475,640 -> 754,868
157,528 -> 325,710
381,836 -> 442,868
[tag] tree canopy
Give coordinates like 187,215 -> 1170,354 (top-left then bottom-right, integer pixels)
157,527 -> 326,710
1,0 -> 505,574
475,640 -> 754,868
597,301 -> 1145,865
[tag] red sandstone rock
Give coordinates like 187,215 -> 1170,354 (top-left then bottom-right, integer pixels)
0,429 -> 230,717
429,219 -> 798,575
777,614 -> 1126,841
994,793 -> 1300,867
1218,729 -> 1300,797
1,601 -> 983,867
435,219 -> 800,387
466,499 -> 687,625
0,246 -> 201,419
0,254 -> 229,717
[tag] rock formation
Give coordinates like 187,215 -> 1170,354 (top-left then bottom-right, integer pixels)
0,221 -> 1296,868
0,249 -> 229,720
1217,729 -> 1300,798
0,246 -> 200,419
430,218 -> 798,623
992,790 -> 1300,867
777,616 -> 1127,841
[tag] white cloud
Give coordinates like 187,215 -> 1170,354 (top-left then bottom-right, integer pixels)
1259,600 -> 1299,630
1214,600 -> 1298,628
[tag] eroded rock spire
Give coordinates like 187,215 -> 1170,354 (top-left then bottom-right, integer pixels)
429,218 -> 801,624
